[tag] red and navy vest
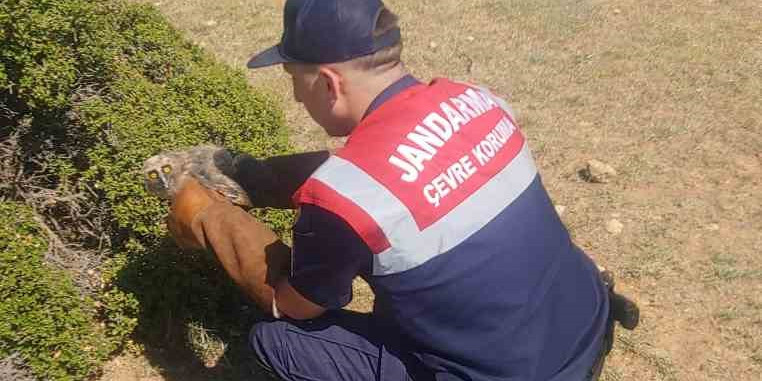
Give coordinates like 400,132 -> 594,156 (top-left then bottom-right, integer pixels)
294,79 -> 608,380
295,79 -> 534,274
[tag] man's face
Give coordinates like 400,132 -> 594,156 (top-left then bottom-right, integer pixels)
283,63 -> 352,137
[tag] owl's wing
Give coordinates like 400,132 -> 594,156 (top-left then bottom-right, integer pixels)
183,145 -> 233,174
183,145 -> 253,209
196,174 -> 253,209
210,147 -> 236,177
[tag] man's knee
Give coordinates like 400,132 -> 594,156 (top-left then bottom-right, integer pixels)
250,320 -> 287,375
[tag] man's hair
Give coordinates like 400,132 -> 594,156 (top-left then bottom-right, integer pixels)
347,7 -> 403,72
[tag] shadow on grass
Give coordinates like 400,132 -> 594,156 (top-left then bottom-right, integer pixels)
108,237 -> 274,381
137,337 -> 273,381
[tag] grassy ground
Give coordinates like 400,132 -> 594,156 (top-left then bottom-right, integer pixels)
105,0 -> 761,379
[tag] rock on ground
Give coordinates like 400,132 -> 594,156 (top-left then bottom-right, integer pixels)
606,219 -> 624,235
582,159 -> 618,183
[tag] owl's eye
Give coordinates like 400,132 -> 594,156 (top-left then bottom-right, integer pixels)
147,170 -> 159,180
161,165 -> 172,174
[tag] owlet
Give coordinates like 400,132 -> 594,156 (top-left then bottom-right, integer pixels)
142,144 -> 253,208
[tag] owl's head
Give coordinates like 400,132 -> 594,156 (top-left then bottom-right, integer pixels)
142,152 -> 186,200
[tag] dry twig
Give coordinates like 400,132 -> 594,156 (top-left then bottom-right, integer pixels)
0,132 -> 108,295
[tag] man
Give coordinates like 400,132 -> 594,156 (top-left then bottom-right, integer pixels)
167,0 -> 614,379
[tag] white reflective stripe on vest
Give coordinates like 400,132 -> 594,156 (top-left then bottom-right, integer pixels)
476,85 -> 517,121
453,80 -> 517,122
313,141 -> 538,276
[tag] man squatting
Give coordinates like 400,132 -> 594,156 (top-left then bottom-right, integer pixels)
166,0 -> 628,380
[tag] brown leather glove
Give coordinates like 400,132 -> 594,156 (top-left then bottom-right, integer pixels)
166,177 -> 227,250
166,177 -> 291,310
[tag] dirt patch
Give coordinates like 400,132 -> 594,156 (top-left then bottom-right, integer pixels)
108,0 -> 762,379
101,355 -> 163,381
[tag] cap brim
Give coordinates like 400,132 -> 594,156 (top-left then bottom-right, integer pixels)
246,44 -> 298,69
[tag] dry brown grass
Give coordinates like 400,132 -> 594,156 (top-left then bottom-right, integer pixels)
110,0 -> 762,379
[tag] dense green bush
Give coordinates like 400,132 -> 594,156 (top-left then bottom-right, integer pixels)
0,202 -> 115,380
2,0 -> 292,237
78,63 -> 292,238
1,0 -> 293,377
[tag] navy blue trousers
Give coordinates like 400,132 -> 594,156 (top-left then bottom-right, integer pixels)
250,310 -> 605,381
250,310 -> 433,381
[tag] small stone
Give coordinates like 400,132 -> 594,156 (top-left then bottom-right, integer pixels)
554,204 -> 567,216
429,41 -> 438,49
606,219 -> 624,235
204,19 -> 218,27
707,223 -> 720,231
87,269 -> 95,276
613,8 -> 622,14
466,36 -> 476,42
582,159 -> 618,183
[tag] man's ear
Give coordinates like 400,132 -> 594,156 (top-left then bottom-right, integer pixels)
318,66 -> 343,104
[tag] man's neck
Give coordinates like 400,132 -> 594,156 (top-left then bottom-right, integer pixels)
347,65 -> 409,125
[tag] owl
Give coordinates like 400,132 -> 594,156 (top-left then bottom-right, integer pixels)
142,144 -> 253,208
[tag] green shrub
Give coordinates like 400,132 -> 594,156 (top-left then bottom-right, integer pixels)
0,202 -> 116,380
2,0 -> 293,235
78,63 -> 291,238
1,0 -> 294,375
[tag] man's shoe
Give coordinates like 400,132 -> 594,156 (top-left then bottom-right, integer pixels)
600,270 -> 640,330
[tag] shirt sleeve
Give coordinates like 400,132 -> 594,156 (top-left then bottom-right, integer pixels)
288,204 -> 373,309
232,151 -> 330,208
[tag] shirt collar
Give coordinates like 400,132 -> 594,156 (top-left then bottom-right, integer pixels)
362,75 -> 421,120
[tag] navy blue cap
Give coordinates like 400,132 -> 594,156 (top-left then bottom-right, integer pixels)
247,0 -> 400,68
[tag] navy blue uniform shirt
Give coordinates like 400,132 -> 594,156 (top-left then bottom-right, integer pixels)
289,74 -> 420,307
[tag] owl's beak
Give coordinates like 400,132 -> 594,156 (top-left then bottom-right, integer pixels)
159,173 -> 170,191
